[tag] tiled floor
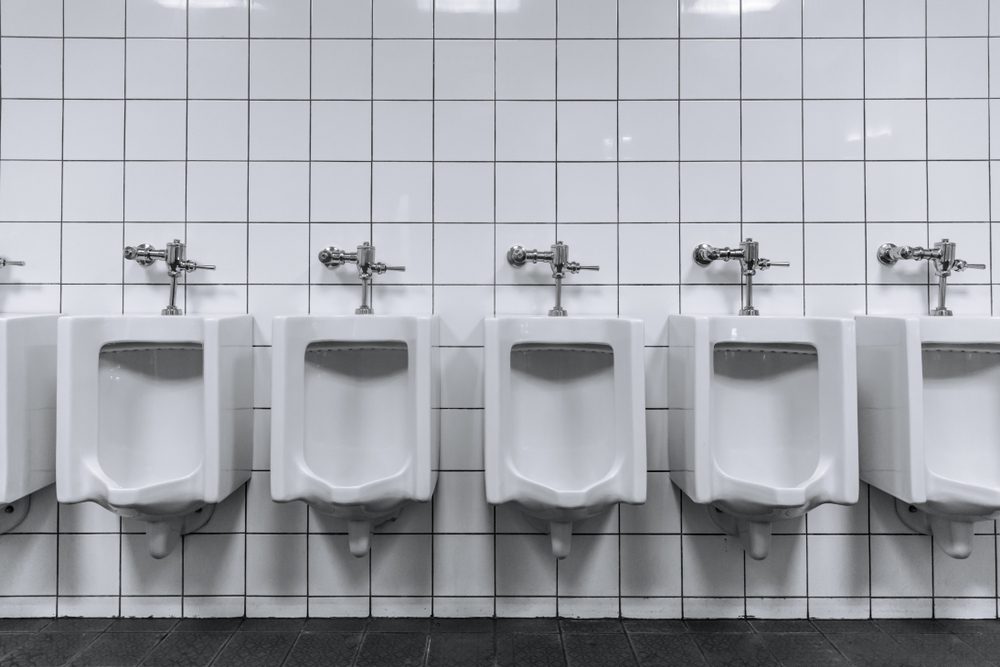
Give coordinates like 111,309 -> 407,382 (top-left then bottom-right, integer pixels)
1,617 -> 999,666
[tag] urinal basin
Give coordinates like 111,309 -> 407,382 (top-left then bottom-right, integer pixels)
271,315 -> 440,556
669,315 -> 858,559
57,315 -> 253,557
485,316 -> 647,558
0,315 -> 59,512
857,315 -> 1000,557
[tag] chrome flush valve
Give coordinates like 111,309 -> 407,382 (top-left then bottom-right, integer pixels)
318,242 -> 405,315
693,238 -> 789,316
507,241 -> 599,316
123,239 -> 215,315
877,238 -> 985,316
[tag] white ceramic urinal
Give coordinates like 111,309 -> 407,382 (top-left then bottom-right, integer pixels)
857,315 -> 1000,558
669,315 -> 859,559
57,315 -> 253,558
485,316 -> 647,558
271,315 -> 439,557
0,315 -> 59,534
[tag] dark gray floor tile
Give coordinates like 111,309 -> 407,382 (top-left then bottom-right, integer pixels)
431,618 -> 494,633
561,618 -> 624,634
428,632 -> 494,667
368,617 -> 431,633
0,620 -> 50,632
564,632 -> 637,667
959,631 -> 1000,659
687,620 -> 754,633
760,633 -> 848,667
496,619 -> 560,635
109,619 -> 177,633
41,619 -> 113,633
826,632 -> 915,667
812,620 -> 880,634
355,632 -> 428,667
630,633 -> 706,667
211,631 -> 297,667
238,618 -> 305,632
496,633 -> 565,667
283,632 -> 361,667
141,631 -> 230,667
0,633 -> 34,661
173,619 -> 242,632
891,633 -> 993,667
2,631 -> 99,667
69,632 -> 164,666
876,619 -> 949,634
302,618 -> 368,632
624,619 -> 688,634
749,620 -> 816,633
694,633 -> 778,667
941,619 -> 1000,634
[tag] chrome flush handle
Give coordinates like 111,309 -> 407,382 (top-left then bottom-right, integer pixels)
693,238 -> 789,316
877,238 -> 985,316
318,242 -> 405,315
506,241 -> 599,317
123,239 -> 215,316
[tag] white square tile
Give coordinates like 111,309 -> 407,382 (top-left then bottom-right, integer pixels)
308,534 -> 370,595
372,162 -> 432,222
680,162 -> 741,222
312,40 -> 371,99
434,225 -> 495,284
558,534 -> 619,596
435,0 -> 494,38
866,161 -> 928,222
371,534 -> 432,595
745,535 -> 806,596
373,101 -> 432,160
496,40 -> 555,99
743,0 -> 801,37
619,40 -> 678,99
0,100 -> 61,160
250,39 -> 310,99
314,0 -> 370,38
0,161 -> 60,221
803,100 -> 864,160
435,40 -> 494,99
125,100 -> 186,160
372,223 -> 433,284
188,163 -> 249,221
312,162 -> 371,222
928,99 -> 988,160
496,0 -> 555,38
805,224 -> 866,284
251,0 -> 309,37
185,534 -> 246,595
185,223 -> 248,284
557,40 -> 617,100
742,39 -> 801,99
496,163 -> 555,222
188,100 -> 249,161
866,0 -> 925,37
127,0 -> 186,37
190,0 -> 250,38
495,535 -> 555,595
555,223 -> 618,285
440,409 -> 485,469
62,162 -> 123,222
440,347 -> 484,407
433,472 -> 492,532
496,101 -> 555,161
1,0 -> 61,36
247,535 -> 307,595
935,535 -> 996,597
741,101 -> 801,160
557,0 -> 616,37
803,161 -> 865,222
619,224 -> 679,284
865,38 -> 926,98
121,534 -> 181,595
621,535 -> 681,597
679,0 -> 739,38
189,39 -> 250,99
620,162 -> 679,222
804,0 -> 863,37
680,39 -> 739,98
65,0 -> 124,37
928,0 -> 988,36
58,534 -> 119,596
249,285 -> 309,345
742,162 -> 803,222
557,101 -> 617,161
64,38 -> 124,98
62,223 -> 124,283
928,223 -> 989,284
373,39 -> 433,99
125,39 -> 186,98
928,37 -> 988,97
124,162 -> 185,221
619,101 -> 678,161
680,101 -> 740,161
248,162 -> 310,222
871,535 -> 932,597
0,222 -> 59,283
928,161 -> 989,221
557,163 -> 617,222
740,223 -> 803,285
803,39 -> 864,98
866,223 -> 932,285
865,99 -> 926,161
373,0 -> 432,37
250,101 -> 310,160
807,535 -> 869,596
620,0 -> 678,38
435,101 -> 494,161
435,285 -> 492,346
63,100 -> 124,161
1,38 -> 62,98
682,535 -> 743,596
311,101 -> 371,161
249,223 -> 309,283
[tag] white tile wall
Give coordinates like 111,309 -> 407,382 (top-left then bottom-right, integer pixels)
0,0 -> 999,620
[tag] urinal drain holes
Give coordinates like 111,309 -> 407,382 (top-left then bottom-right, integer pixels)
307,343 -> 408,353
714,344 -> 817,356
511,344 -> 614,355
100,343 -> 203,354
922,344 -> 1000,355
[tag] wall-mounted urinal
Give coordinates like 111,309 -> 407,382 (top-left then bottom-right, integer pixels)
858,238 -> 996,559
669,239 -> 858,559
272,242 -> 439,557
486,242 -> 646,559
57,240 -> 253,558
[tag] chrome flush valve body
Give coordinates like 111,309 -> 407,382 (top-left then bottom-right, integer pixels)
877,238 -> 985,316
507,241 -> 599,316
123,239 -> 215,315
693,238 -> 789,316
318,242 -> 405,315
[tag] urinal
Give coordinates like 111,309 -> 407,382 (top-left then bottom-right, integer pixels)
0,314 -> 59,534
271,242 -> 439,557
485,242 -> 646,559
669,239 -> 858,559
56,314 -> 254,558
